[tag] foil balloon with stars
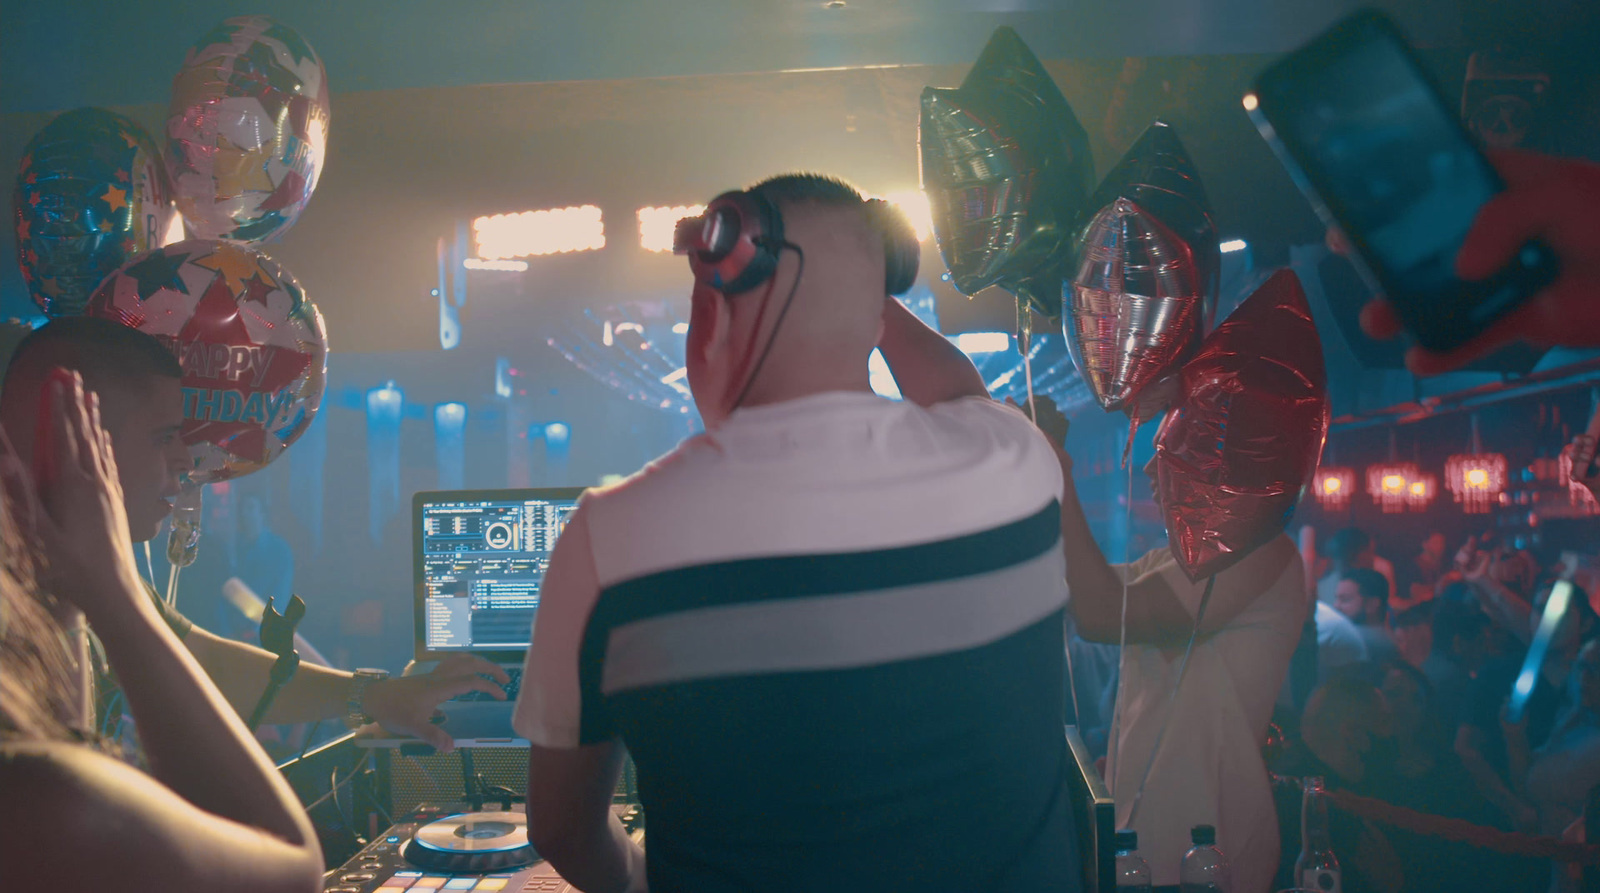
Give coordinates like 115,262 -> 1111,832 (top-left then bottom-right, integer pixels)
919,26 -> 1094,320
166,16 -> 329,243
1065,120 -> 1216,419
86,239 -> 328,485
14,108 -> 180,317
1155,269 -> 1328,581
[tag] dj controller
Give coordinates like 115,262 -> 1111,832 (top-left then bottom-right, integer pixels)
323,802 -> 644,893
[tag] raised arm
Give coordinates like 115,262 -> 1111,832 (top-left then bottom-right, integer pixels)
1030,398 -> 1295,645
875,296 -> 989,406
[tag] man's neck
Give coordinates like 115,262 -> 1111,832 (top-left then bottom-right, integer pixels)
736,375 -> 874,411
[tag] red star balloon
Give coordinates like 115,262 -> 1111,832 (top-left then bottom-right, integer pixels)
87,239 -> 327,484
1156,269 -> 1328,580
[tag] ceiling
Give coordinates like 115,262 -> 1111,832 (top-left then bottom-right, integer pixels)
2,0 -> 1473,114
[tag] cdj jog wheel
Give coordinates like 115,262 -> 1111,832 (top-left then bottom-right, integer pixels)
402,811 -> 538,873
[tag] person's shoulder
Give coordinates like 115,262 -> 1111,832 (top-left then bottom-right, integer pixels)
0,740 -> 136,814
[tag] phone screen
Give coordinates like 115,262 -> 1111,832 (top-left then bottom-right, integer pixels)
1251,12 -> 1557,352
1282,38 -> 1495,296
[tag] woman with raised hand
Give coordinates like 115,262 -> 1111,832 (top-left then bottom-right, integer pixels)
0,370 -> 322,892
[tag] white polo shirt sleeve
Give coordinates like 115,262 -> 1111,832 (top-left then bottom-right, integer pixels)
512,500 -> 605,749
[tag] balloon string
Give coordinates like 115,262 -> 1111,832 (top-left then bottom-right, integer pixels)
165,554 -> 181,609
1108,429 -> 1135,805
1024,348 -> 1038,425
1126,575 -> 1217,828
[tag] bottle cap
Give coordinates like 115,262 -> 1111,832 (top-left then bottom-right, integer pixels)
1190,824 -> 1216,846
1115,829 -> 1138,851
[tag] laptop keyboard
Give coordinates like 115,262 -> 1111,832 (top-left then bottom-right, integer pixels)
452,667 -> 522,702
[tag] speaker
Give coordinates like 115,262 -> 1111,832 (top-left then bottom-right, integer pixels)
1314,252 -> 1546,374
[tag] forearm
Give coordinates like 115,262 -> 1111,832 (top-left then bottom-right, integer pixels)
1469,578 -> 1533,645
1457,734 -> 1527,817
876,296 -> 988,406
89,578 -> 316,847
539,814 -> 646,893
1058,478 -> 1127,639
185,627 -> 354,725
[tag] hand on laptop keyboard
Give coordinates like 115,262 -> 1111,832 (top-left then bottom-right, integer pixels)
454,667 -> 522,702
361,654 -> 512,753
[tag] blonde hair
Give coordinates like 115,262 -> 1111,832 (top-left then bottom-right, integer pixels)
0,489 -> 82,743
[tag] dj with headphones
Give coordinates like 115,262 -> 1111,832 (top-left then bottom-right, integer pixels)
514,174 -> 1080,893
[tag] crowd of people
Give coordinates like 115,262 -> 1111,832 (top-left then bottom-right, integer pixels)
0,147 -> 1595,893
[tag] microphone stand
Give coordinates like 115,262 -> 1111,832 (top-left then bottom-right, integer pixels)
247,595 -> 306,733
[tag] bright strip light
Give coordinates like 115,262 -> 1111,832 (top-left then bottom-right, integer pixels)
660,366 -> 691,397
953,332 -> 1011,354
1220,239 -> 1248,253
463,257 -> 530,272
868,348 -> 901,399
473,206 -> 605,259
639,205 -> 706,252
881,190 -> 934,242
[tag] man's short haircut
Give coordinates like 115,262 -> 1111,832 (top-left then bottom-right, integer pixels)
1324,527 -> 1373,564
748,173 -> 866,209
1302,675 -> 1386,737
1342,567 -> 1390,605
4,317 -> 181,398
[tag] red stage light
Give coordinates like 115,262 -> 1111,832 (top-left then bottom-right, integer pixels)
1367,463 -> 1421,514
1445,453 -> 1507,514
1313,466 -> 1355,512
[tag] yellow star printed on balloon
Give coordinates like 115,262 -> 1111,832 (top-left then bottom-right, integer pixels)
102,185 -> 128,213
171,61 -> 224,109
193,246 -> 268,296
213,136 -> 275,197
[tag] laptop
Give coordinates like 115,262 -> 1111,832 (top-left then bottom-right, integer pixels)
361,487 -> 586,749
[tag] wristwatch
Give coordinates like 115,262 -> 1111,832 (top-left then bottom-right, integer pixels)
344,668 -> 391,729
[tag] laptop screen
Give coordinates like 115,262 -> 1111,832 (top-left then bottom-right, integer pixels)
413,488 -> 585,657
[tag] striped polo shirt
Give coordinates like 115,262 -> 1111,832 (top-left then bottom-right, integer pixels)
514,391 -> 1078,892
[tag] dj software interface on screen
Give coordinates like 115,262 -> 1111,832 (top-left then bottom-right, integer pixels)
421,497 -> 576,651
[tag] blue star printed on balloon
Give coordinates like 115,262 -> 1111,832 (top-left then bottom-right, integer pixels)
231,40 -> 304,102
263,22 -> 316,67
190,20 -> 244,56
123,250 -> 191,301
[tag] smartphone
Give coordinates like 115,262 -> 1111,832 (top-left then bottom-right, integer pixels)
1245,8 -> 1559,353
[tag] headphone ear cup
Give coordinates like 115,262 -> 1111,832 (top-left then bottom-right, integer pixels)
717,190 -> 785,295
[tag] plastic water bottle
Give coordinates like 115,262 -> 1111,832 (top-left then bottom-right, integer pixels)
1115,829 -> 1153,893
1180,824 -> 1230,893
1294,777 -> 1342,893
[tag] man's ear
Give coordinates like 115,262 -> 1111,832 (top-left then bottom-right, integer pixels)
692,284 -> 733,366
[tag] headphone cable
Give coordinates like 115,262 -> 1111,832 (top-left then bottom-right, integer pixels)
728,241 -> 806,413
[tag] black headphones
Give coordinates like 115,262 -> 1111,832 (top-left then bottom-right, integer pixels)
672,189 -> 920,296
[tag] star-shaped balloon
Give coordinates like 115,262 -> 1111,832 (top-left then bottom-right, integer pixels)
1156,269 -> 1328,580
1084,120 -> 1220,327
920,26 -> 1094,320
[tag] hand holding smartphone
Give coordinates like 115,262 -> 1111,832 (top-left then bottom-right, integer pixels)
1245,9 -> 1560,360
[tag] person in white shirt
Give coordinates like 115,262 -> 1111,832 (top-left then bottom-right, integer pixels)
1032,399 -> 1308,893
